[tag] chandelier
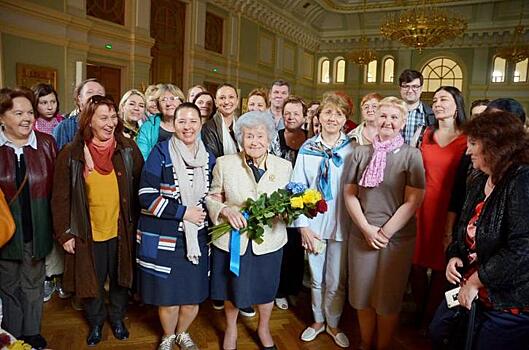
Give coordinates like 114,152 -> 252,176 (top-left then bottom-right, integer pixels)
496,26 -> 529,63
380,2 -> 467,52
348,36 -> 377,65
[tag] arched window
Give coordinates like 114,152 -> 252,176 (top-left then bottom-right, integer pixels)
383,56 -> 395,83
492,57 -> 506,83
365,60 -> 377,83
319,58 -> 330,83
334,57 -> 346,83
514,58 -> 528,83
421,57 -> 463,91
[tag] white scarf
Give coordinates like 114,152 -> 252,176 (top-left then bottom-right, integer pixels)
168,136 -> 209,264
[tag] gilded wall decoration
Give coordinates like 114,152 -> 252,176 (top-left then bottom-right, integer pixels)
16,63 -> 57,89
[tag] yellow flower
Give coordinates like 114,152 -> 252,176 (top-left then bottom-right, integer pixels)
302,189 -> 322,205
290,196 -> 304,209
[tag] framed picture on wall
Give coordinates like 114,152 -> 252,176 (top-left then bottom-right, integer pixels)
16,63 -> 58,89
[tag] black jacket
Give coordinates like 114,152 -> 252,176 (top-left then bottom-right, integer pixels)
446,165 -> 529,310
201,112 -> 239,158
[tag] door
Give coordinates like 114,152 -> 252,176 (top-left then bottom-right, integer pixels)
86,63 -> 121,103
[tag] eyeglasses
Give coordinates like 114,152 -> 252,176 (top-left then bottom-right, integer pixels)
160,96 -> 181,103
400,84 -> 422,91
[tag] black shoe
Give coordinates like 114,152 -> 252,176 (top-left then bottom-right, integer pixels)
262,346 -> 277,350
111,320 -> 129,340
21,334 -> 47,349
87,324 -> 103,346
239,306 -> 256,317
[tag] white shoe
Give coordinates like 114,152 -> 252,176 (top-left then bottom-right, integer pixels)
158,334 -> 176,350
300,324 -> 325,342
326,325 -> 350,348
175,332 -> 199,350
274,297 -> 288,310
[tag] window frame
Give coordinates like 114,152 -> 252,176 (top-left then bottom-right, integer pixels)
334,56 -> 346,84
382,56 -> 395,83
319,57 -> 331,84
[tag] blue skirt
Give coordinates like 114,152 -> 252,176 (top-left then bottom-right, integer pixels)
136,228 -> 209,306
210,244 -> 283,308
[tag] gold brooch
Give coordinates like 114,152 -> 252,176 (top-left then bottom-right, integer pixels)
269,174 -> 276,182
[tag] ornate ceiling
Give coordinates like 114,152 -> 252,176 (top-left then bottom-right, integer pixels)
211,0 -> 529,52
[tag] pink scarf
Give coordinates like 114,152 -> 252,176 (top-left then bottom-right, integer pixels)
359,133 -> 404,188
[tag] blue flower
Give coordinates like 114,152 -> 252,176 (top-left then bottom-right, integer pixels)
286,182 -> 307,195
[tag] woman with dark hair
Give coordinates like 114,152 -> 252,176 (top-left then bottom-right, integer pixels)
137,103 -> 214,350
411,86 -> 467,328
31,83 -> 63,135
0,88 -> 57,349
31,83 -> 69,303
192,91 -> 216,124
201,83 -> 240,158
270,96 -> 308,311
430,111 -> 529,350
51,95 -> 143,346
485,97 -> 526,124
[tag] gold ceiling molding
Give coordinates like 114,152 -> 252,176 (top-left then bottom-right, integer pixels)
211,0 -> 320,51
319,29 -> 529,52
314,0 -> 499,14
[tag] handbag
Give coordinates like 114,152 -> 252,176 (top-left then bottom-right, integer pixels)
0,187 -> 16,247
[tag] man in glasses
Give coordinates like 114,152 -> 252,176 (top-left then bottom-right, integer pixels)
398,69 -> 434,144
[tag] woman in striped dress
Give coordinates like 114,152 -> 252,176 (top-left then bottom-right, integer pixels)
136,103 -> 215,350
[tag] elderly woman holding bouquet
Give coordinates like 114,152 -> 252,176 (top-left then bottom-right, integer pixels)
206,111 -> 292,350
291,92 -> 355,348
344,96 -> 425,350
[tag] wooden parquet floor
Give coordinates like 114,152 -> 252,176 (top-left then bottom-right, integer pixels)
41,290 -> 432,350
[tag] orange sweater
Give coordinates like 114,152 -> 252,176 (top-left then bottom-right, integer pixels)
85,169 -> 119,242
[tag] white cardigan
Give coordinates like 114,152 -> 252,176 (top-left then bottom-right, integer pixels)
206,152 -> 293,255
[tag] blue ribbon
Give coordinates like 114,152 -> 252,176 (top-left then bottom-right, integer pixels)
229,211 -> 250,276
299,136 -> 352,201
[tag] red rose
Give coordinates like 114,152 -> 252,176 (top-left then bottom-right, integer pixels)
307,208 -> 318,217
316,199 -> 328,213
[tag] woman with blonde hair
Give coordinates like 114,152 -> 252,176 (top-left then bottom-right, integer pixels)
344,97 -> 425,350
145,84 -> 161,117
137,84 -> 185,159
118,89 -> 146,139
292,92 -> 354,348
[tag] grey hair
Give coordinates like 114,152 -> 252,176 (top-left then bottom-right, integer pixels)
234,111 -> 277,146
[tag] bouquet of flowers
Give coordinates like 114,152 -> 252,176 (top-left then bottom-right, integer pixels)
210,182 -> 328,244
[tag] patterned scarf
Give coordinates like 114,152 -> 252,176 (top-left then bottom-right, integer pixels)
359,134 -> 404,188
298,133 -> 352,200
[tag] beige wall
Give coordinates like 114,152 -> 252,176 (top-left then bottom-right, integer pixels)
0,0 -> 154,112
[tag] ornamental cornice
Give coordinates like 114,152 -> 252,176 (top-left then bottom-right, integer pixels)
314,0 -> 500,14
211,0 -> 320,51
319,29 -> 529,53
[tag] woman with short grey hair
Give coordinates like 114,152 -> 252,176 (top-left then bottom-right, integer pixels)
233,110 -> 277,146
206,111 -> 292,350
